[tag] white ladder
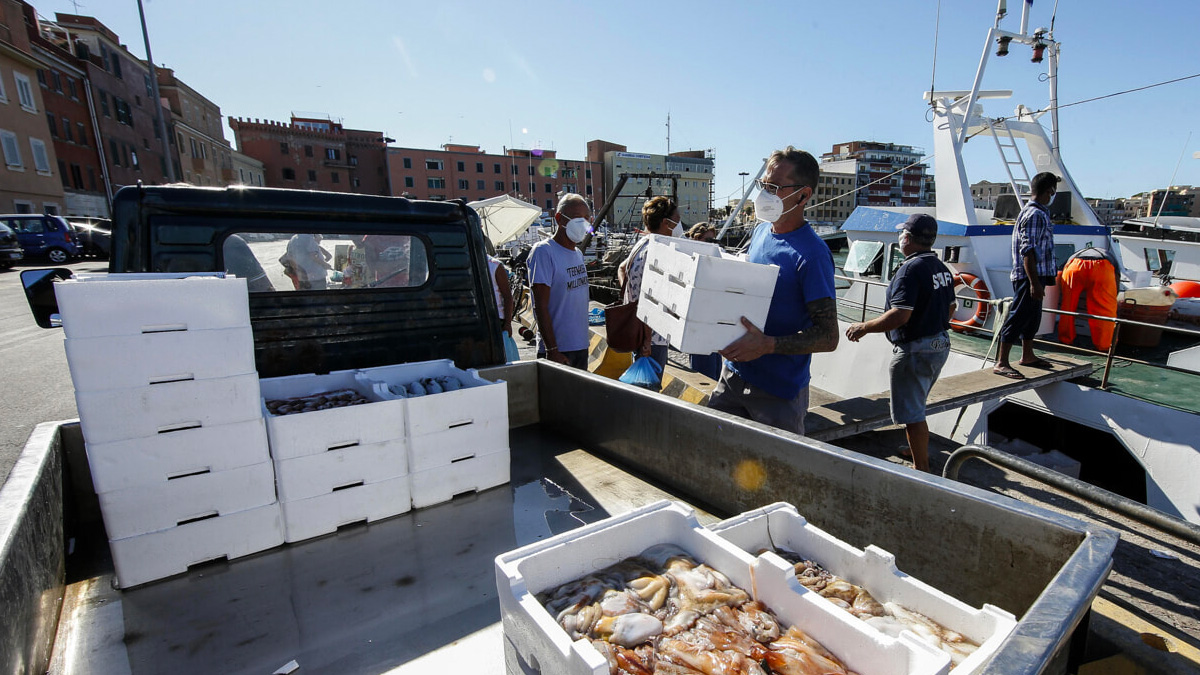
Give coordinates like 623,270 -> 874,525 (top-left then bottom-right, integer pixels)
987,120 -> 1032,209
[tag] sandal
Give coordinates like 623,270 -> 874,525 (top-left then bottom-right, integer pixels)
1019,358 -> 1053,369
992,365 -> 1026,380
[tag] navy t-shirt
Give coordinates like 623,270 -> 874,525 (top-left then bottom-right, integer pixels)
885,251 -> 955,344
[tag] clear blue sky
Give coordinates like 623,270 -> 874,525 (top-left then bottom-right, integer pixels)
42,1 -> 1199,202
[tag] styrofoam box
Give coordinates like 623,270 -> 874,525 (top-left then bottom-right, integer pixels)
642,270 -> 773,327
259,370 -> 403,461
273,437 -> 409,503
85,418 -> 271,494
64,327 -> 256,392
74,373 -> 263,446
108,502 -> 284,589
495,500 -> 949,675
279,473 -> 412,543
637,292 -> 750,354
409,447 -> 510,509
97,461 -> 278,540
55,274 -> 251,339
710,503 -> 1016,675
643,236 -> 778,295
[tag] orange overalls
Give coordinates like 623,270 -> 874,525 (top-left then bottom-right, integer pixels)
1058,256 -> 1118,350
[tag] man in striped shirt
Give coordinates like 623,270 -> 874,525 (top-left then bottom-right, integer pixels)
993,172 -> 1061,379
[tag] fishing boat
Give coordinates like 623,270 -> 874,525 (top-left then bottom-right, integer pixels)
822,1 -> 1200,525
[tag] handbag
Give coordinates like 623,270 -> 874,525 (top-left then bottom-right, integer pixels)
604,239 -> 651,352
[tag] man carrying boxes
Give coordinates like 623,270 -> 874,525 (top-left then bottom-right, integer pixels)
709,147 -> 840,435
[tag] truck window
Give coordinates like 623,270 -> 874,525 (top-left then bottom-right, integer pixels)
224,232 -> 429,292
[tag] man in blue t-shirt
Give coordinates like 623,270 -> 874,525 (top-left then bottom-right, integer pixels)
845,214 -> 957,472
709,147 -> 839,435
527,193 -> 592,368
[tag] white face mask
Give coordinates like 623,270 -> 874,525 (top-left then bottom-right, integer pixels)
564,217 -> 591,243
665,218 -> 684,238
753,188 -> 805,224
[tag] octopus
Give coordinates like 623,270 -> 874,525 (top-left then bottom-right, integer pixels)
536,545 -> 856,675
779,551 -> 980,667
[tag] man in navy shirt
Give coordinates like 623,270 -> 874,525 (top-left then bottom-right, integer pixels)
846,214 -> 956,472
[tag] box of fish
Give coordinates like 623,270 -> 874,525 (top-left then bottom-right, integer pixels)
709,502 -> 1017,675
496,500 -> 949,675
259,370 -> 404,461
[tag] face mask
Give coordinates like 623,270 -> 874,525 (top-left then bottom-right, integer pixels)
754,188 -> 804,223
665,218 -> 684,238
564,217 -> 591,243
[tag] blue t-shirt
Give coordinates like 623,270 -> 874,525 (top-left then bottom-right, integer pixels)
527,238 -> 590,353
728,222 -> 837,399
885,251 -> 956,344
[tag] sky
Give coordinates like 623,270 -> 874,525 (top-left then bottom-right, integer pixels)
38,0 -> 1200,203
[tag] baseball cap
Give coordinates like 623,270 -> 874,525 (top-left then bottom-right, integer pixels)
896,213 -> 938,239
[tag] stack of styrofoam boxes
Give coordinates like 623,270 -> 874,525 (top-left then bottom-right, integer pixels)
258,370 -> 409,543
357,359 -> 510,509
710,502 -> 1018,675
496,500 -> 950,675
56,273 -> 282,589
636,234 -> 778,354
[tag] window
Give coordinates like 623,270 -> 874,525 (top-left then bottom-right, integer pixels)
51,71 -> 62,92
586,185 -> 593,195
227,231 -> 428,292
352,177 -> 360,187
47,112 -> 58,137
143,74 -> 153,98
99,90 -> 110,117
15,72 -> 36,111
304,145 -> 313,157
403,157 -> 412,169
527,166 -> 534,176
512,181 -> 518,191
280,142 -> 289,155
425,159 -> 442,170
87,167 -> 97,191
110,53 -> 122,78
130,148 -> 139,170
325,148 -> 340,161
143,138 -> 150,149
546,199 -> 552,209
475,162 -> 483,173
886,243 -> 906,279
529,182 -> 536,193
1146,248 -> 1175,276
545,183 -> 552,193
307,169 -> 317,181
494,163 -> 501,174
1,130 -> 23,169
456,161 -> 465,172
30,138 -> 52,175
495,180 -> 504,190
458,179 -> 469,190
0,72 -> 5,102
77,123 -> 87,146
428,177 -> 445,189
844,240 -> 884,277
282,167 -> 296,180
349,155 -> 358,166
404,177 -> 414,188
36,69 -> 46,88
511,165 -> 518,175
62,118 -> 73,142
58,160 -> 67,187
189,138 -> 199,157
331,172 -> 340,183
109,139 -> 120,166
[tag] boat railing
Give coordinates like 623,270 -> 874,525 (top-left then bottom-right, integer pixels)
836,273 -> 1200,390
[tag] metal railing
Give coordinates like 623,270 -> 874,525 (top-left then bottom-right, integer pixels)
835,273 -> 1200,390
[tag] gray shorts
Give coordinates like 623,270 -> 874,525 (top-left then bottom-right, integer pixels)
707,365 -> 809,436
889,331 -> 950,425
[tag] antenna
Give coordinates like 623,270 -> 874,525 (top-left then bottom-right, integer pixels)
665,112 -> 671,156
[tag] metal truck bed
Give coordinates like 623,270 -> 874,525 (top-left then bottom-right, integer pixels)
2,361 -> 1118,674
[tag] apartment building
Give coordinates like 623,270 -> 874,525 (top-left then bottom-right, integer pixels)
229,114 -> 389,195
820,141 -> 933,208
587,139 -> 714,229
157,67 -> 232,187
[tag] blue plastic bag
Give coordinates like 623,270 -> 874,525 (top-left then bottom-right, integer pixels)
619,356 -> 663,390
502,331 -> 520,363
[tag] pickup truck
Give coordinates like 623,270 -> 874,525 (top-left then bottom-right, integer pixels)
2,185 -> 1116,674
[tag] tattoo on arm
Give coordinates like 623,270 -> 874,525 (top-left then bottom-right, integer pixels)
772,297 -> 841,355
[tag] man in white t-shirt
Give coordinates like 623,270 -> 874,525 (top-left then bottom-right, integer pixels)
527,193 -> 592,368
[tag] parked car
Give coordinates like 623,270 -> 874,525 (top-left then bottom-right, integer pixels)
0,222 -> 23,268
68,218 -> 112,259
1,214 -> 80,263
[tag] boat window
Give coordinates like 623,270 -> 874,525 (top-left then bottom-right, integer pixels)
1145,248 -> 1174,276
1054,243 -> 1076,269
886,243 -> 906,279
844,240 -> 883,277
222,232 -> 429,293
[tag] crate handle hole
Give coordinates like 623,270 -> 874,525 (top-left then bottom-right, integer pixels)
167,468 -> 211,481
332,480 -> 365,492
177,511 -> 219,526
328,441 -> 360,451
158,422 -> 202,434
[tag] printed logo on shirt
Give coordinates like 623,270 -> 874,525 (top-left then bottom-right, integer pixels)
932,270 -> 953,290
566,263 -> 588,290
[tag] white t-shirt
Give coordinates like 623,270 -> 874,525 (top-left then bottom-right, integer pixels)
527,238 -> 589,353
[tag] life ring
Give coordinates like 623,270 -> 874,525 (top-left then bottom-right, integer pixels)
950,273 -> 990,333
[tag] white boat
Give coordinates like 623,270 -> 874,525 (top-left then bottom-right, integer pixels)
821,1 -> 1200,525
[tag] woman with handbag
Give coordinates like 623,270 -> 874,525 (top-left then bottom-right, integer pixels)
616,196 -> 682,373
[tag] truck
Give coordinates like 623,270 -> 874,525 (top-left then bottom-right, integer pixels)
2,185 -> 1116,674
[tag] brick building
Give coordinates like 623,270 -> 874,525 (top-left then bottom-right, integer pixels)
229,114 -> 389,195
387,143 -> 603,211
0,0 -> 63,213
820,141 -> 934,208
157,67 -> 231,187
26,5 -> 108,216
53,13 -> 171,191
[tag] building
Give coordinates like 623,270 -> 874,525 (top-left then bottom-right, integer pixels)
811,168 -> 856,226
53,13 -> 172,191
230,149 -> 264,187
1086,197 -> 1125,228
0,0 -> 64,213
27,6 -> 109,216
970,179 -> 1015,209
587,139 -> 714,229
387,144 -> 603,211
820,141 -> 933,208
229,114 -> 389,195
1145,186 -> 1196,219
157,67 -> 231,187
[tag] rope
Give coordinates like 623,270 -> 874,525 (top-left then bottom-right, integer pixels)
983,297 -> 1013,367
